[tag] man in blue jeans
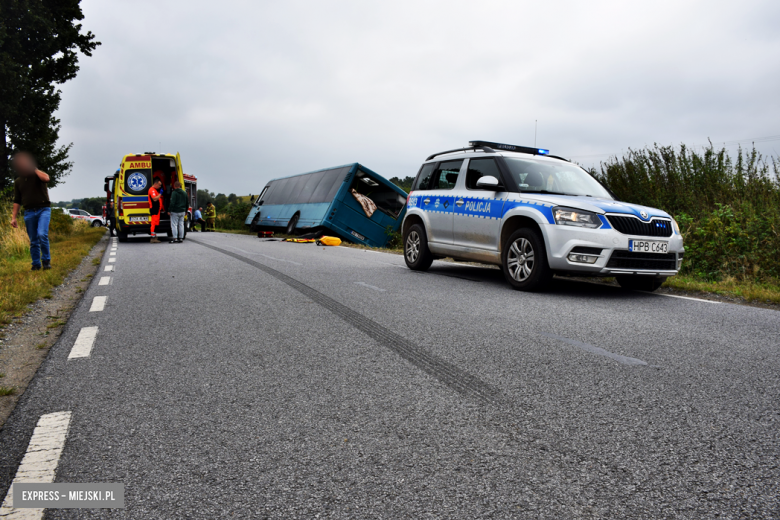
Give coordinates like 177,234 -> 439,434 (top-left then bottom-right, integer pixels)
10,152 -> 52,271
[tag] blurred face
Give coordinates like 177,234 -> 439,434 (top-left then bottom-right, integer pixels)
12,153 -> 35,175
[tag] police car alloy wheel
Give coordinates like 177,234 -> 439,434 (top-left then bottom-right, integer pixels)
404,223 -> 433,271
501,228 -> 552,291
507,237 -> 535,282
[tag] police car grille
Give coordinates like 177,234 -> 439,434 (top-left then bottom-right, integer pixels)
607,216 -> 673,237
607,251 -> 677,270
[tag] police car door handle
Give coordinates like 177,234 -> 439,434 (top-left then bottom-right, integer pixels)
423,198 -> 430,205
455,199 -> 464,206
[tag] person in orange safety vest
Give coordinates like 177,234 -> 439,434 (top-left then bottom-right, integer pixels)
148,178 -> 163,243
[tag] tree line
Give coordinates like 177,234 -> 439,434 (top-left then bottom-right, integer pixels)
1,1 -> 99,190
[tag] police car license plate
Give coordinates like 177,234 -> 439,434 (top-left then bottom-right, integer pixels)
629,239 -> 668,253
129,216 -> 147,222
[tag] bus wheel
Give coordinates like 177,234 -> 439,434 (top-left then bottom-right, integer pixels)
118,232 -> 128,243
286,214 -> 299,235
250,213 -> 261,232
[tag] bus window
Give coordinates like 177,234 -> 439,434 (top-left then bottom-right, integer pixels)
294,172 -> 322,204
324,167 -> 350,202
255,186 -> 269,205
351,171 -> 406,219
311,167 -> 347,203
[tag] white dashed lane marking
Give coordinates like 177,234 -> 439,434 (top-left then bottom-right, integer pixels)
68,327 -> 98,359
98,276 -> 111,286
108,258 -> 116,263
354,281 -> 386,292
109,252 -> 116,256
0,411 -> 72,519
104,265 -> 114,272
89,296 -> 106,312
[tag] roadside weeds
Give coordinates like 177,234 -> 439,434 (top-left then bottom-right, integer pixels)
0,232 -> 109,429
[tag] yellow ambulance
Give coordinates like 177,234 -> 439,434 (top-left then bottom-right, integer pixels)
106,152 -> 188,242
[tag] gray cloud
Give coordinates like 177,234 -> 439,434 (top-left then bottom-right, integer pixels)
51,0 -> 780,201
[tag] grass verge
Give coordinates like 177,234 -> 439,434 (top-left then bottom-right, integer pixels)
0,226 -> 105,326
663,275 -> 780,305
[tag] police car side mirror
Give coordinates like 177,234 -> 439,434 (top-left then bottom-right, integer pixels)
475,176 -> 499,189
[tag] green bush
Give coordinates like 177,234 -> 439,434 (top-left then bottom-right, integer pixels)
49,208 -> 73,236
591,144 -> 780,282
215,202 -> 252,230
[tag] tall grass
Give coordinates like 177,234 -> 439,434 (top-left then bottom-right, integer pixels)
591,144 -> 780,280
0,200 -> 104,326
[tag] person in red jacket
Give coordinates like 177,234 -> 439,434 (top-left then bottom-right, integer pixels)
148,178 -> 163,243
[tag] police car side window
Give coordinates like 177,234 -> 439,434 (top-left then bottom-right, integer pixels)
431,160 -> 463,190
466,158 -> 501,190
413,163 -> 437,191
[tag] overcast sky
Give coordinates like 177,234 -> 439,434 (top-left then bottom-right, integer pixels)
51,0 -> 780,201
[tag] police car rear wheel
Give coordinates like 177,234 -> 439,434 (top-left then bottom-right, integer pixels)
404,224 -> 433,271
616,276 -> 664,292
502,229 -> 552,291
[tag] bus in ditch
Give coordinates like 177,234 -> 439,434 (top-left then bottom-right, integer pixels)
245,163 -> 407,247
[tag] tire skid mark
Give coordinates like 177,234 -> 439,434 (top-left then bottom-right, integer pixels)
191,239 -> 501,405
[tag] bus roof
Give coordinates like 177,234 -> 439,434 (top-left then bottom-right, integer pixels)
266,163 -> 406,196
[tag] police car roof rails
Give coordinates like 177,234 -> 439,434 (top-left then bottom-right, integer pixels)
426,144 -> 497,161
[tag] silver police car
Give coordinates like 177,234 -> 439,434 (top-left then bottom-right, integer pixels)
402,141 -> 684,291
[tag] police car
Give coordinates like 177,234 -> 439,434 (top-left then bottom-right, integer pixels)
402,141 -> 684,291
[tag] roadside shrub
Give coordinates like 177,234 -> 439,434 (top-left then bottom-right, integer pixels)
385,226 -> 403,249
677,203 -> 780,280
49,209 -> 74,237
591,144 -> 780,282
215,202 -> 252,230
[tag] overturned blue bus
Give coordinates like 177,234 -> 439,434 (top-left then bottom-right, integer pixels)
245,163 -> 408,247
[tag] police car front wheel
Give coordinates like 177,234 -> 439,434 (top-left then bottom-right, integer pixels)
404,224 -> 433,271
501,229 -> 552,291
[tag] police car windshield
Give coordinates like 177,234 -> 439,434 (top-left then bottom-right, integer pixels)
503,158 -> 613,199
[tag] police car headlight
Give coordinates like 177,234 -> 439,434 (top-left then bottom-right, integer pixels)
553,207 -> 601,228
672,218 -> 681,234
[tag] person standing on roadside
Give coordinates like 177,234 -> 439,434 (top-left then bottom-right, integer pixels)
191,206 -> 206,232
148,178 -> 163,243
168,181 -> 188,243
10,152 -> 52,271
205,202 -> 216,231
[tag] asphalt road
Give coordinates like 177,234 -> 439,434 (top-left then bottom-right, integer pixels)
1,231 -> 778,518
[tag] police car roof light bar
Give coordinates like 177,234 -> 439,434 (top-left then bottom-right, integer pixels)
469,140 -> 549,156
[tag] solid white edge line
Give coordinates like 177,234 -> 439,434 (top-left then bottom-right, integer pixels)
89,296 -> 107,312
98,276 -> 111,286
647,292 -> 722,304
0,411 -> 72,517
68,327 -> 98,359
